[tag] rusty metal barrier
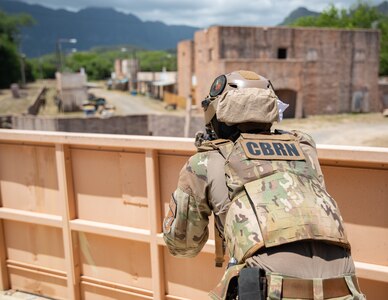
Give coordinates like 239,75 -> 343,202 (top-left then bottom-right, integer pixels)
0,129 -> 387,300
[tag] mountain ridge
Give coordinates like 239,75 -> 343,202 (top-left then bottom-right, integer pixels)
280,7 -> 320,25
0,0 -> 199,57
281,1 -> 388,25
2,0 -> 387,57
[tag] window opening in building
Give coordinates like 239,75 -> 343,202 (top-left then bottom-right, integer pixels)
209,48 -> 213,61
277,48 -> 287,59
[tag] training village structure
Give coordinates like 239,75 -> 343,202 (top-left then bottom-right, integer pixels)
177,26 -> 381,118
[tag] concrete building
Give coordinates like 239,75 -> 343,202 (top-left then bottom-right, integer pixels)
137,71 -> 177,99
178,26 -> 381,117
56,72 -> 88,112
113,58 -> 140,91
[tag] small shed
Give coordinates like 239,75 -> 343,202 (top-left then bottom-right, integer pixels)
56,72 -> 88,112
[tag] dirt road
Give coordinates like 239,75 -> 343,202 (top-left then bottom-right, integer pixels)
89,87 -> 181,115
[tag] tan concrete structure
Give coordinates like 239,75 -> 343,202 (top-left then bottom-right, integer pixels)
178,26 -> 381,117
137,71 -> 177,99
56,72 -> 88,112
379,77 -> 388,109
177,40 -> 195,101
11,114 -> 204,137
0,129 -> 387,299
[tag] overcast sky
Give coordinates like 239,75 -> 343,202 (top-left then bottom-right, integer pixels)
19,0 -> 384,27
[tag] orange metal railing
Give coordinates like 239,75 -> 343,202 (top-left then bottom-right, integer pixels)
0,130 -> 387,299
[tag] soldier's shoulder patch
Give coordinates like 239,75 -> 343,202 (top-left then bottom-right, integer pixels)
191,152 -> 208,165
186,153 -> 209,179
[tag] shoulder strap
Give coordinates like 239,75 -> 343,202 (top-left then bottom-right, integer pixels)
197,139 -> 234,158
214,222 -> 225,268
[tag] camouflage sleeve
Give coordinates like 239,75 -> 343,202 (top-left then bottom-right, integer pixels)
291,130 -> 326,187
163,153 -> 212,258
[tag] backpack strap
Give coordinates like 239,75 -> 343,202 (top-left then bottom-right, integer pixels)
197,138 -> 233,153
214,222 -> 225,268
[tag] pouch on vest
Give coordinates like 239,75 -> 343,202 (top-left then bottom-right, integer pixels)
223,133 -> 350,263
238,268 -> 266,300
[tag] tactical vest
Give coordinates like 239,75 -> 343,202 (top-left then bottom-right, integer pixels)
202,132 -> 350,264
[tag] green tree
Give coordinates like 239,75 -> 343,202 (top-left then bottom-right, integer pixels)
29,54 -> 57,79
30,47 -> 177,81
292,2 -> 382,28
66,52 -> 112,80
292,5 -> 349,28
0,10 -> 35,88
291,1 -> 388,75
138,51 -> 176,72
379,13 -> 388,75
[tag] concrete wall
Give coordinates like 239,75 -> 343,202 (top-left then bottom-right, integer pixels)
219,27 -> 294,60
148,114 -> 204,137
179,26 -> 381,116
194,27 -> 225,106
0,116 -> 12,129
12,116 -> 58,131
292,28 -> 380,115
58,115 -> 150,135
11,115 -> 205,138
177,40 -> 195,100
379,79 -> 388,109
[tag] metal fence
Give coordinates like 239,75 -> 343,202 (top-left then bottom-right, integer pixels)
0,130 -> 387,300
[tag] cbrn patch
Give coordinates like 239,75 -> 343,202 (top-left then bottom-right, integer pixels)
240,139 -> 305,161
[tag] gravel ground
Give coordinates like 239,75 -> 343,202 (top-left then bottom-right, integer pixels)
275,113 -> 388,148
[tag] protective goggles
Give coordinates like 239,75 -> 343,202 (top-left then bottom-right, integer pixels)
209,75 -> 227,97
201,74 -> 226,111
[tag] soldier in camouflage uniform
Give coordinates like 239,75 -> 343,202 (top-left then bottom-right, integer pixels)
163,71 -> 365,300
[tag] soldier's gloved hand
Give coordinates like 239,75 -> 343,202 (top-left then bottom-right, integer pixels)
195,131 -> 205,148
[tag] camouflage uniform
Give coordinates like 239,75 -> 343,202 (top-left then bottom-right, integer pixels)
163,130 -> 364,300
163,141 -> 231,257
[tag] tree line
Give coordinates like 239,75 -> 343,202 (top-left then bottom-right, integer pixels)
290,1 -> 388,75
29,47 -> 177,81
0,10 -> 35,88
